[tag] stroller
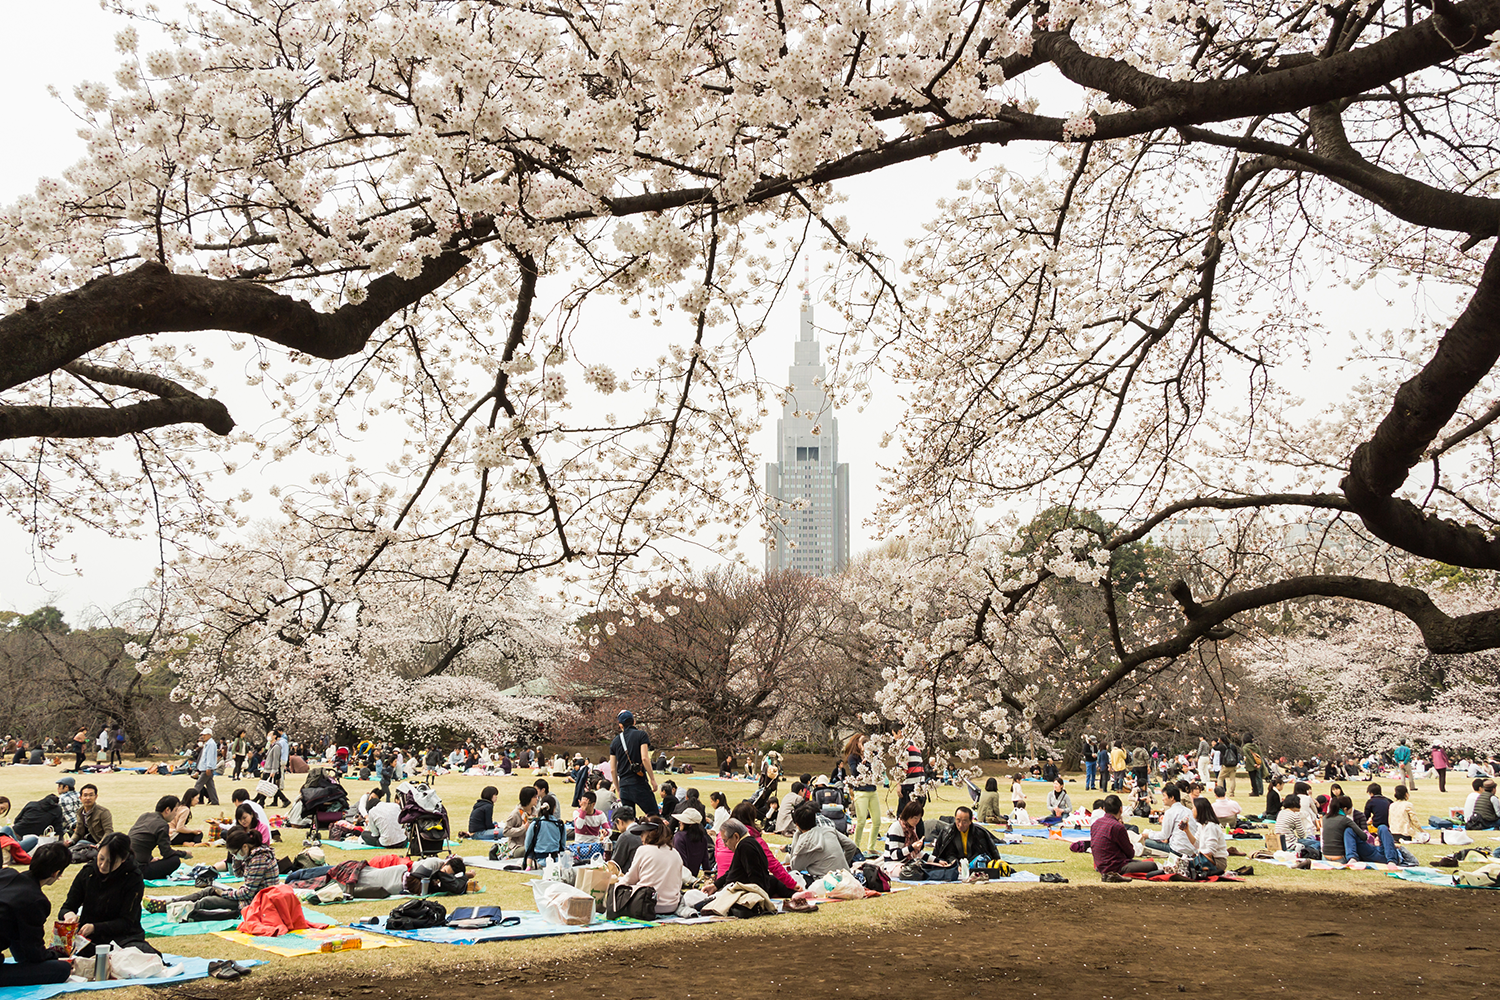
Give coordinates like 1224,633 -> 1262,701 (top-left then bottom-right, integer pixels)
398,782 -> 450,857
287,767 -> 350,834
811,782 -> 851,835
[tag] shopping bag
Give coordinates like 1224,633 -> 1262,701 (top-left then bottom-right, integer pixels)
532,881 -> 595,925
573,863 -> 620,913
256,779 -> 278,798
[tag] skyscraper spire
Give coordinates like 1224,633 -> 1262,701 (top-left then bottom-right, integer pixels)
765,275 -> 850,577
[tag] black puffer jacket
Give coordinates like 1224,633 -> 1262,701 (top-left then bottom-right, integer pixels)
60,855 -> 157,957
12,796 -> 64,838
0,866 -> 55,963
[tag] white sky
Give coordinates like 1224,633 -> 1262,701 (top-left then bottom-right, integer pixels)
0,1 -> 987,620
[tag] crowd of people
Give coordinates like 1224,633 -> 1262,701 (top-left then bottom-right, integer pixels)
2,712 -> 1497,982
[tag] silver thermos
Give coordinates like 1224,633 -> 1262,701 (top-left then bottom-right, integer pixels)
94,943 -> 111,981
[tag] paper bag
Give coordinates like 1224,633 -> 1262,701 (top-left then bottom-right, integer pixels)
573,864 -> 620,913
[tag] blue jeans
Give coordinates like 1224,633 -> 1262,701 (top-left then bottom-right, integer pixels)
284,864 -> 332,882
469,829 -> 503,840
1343,827 -> 1384,864
1085,761 -> 1096,790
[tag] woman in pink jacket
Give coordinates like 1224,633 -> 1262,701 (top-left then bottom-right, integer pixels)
1432,745 -> 1450,793
713,802 -> 798,894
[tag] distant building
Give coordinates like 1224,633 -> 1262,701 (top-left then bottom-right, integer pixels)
765,291 -> 850,576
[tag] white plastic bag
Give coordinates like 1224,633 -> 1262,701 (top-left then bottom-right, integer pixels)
816,869 -> 865,900
109,946 -> 171,980
1011,807 -> 1031,826
1442,829 -> 1475,845
533,880 -> 595,926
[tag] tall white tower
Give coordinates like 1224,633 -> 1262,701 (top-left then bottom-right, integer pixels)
765,290 -> 850,576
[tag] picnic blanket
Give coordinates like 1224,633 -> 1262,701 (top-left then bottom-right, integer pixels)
992,854 -> 1063,865
211,925 -> 411,956
462,855 -> 527,872
329,838 -> 462,851
353,912 -> 656,945
996,827 -> 1091,840
0,956 -> 264,1000
145,874 -> 244,887
143,907 -> 334,938
1122,872 -> 1246,882
1387,867 -> 1499,888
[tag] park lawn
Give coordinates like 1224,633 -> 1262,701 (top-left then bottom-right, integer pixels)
0,761 -> 1482,997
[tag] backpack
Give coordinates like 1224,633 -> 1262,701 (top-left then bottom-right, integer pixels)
386,898 -> 447,930
1222,745 -> 1240,768
605,883 -> 657,921
524,814 -> 568,862
859,862 -> 891,892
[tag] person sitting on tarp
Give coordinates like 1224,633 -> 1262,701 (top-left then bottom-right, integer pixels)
1088,794 -> 1161,880
0,843 -> 72,987
931,806 -> 1001,863
1042,779 -> 1073,826
58,832 -> 158,959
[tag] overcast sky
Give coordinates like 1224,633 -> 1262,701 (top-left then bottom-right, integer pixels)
0,1 -> 994,619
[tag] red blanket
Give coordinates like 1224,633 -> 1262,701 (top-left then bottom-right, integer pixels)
237,885 -> 330,936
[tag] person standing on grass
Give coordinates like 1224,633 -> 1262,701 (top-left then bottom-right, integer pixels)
844,734 -> 881,854
1097,742 -> 1112,798
1431,744 -> 1450,793
230,731 -> 249,780
1393,738 -> 1416,791
609,711 -> 659,817
70,728 -> 88,773
1109,741 -> 1127,791
194,730 -> 220,806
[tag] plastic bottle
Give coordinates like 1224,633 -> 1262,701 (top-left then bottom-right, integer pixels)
958,857 -> 969,881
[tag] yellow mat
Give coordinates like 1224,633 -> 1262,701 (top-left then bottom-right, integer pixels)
211,925 -> 413,956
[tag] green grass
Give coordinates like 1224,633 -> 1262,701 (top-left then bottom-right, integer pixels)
4,762 -> 1481,996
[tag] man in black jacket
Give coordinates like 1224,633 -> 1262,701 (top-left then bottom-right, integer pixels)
0,842 -> 71,986
128,796 -> 192,880
930,807 -> 1002,864
12,794 -> 64,839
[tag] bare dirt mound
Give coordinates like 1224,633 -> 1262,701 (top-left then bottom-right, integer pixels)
176,885 -> 1498,999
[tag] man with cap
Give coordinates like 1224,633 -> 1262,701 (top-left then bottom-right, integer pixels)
194,730 -> 220,806
54,778 -> 81,838
609,711 -> 659,816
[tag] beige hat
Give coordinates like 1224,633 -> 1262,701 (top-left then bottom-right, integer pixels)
677,808 -> 704,825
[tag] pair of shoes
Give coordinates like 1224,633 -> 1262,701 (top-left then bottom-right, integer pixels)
1038,872 -> 1069,883
1101,872 -> 1129,883
143,897 -> 169,914
194,870 -> 217,888
782,898 -> 818,913
1232,865 -> 1255,876
208,960 -> 252,980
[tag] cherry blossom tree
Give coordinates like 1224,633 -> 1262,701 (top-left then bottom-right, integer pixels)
1,0 -> 1499,759
1244,580 -> 1500,754
146,517 -> 570,743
